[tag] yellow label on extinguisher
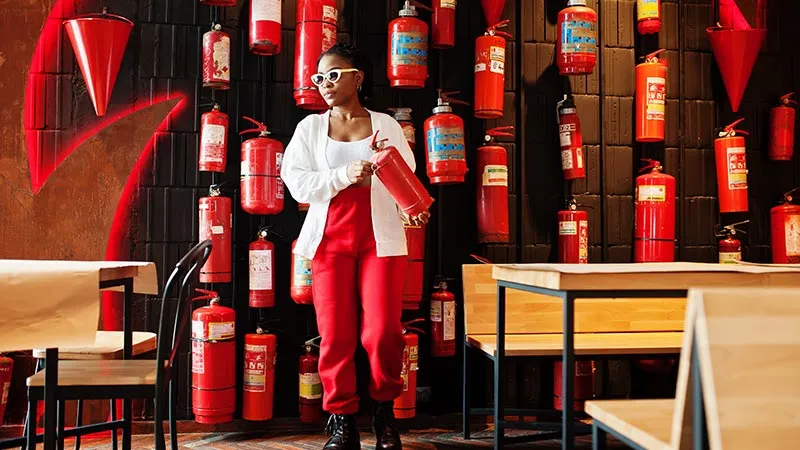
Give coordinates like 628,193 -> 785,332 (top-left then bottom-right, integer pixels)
637,0 -> 659,20
637,185 -> 666,202
440,0 -> 457,8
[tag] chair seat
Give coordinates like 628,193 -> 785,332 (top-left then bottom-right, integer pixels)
585,399 -> 674,450
466,332 -> 684,357
26,360 -> 158,387
32,331 -> 157,360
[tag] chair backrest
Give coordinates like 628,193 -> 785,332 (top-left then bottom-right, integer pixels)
461,263 -> 686,335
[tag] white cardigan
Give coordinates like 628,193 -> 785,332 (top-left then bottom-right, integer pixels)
280,109 -> 417,260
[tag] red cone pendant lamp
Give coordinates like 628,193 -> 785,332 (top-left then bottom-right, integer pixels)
64,7 -> 134,117
707,25 -> 765,112
480,0 -> 506,26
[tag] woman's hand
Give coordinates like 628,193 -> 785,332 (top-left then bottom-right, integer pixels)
407,210 -> 431,226
346,160 -> 374,184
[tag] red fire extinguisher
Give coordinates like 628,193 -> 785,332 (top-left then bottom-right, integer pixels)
556,95 -> 585,181
402,220 -> 426,310
0,355 -> 12,426
634,159 -> 676,263
389,107 -> 416,152
636,49 -> 667,143
249,0 -> 282,55
771,188 -> 800,264
432,0 -> 457,49
556,0 -> 598,75
240,116 -> 285,216
294,0 -> 338,110
424,90 -> 469,184
717,220 -> 748,264
769,92 -> 797,161
370,131 -> 435,218
199,0 -> 236,6
249,228 -> 276,308
291,239 -> 314,305
191,289 -> 236,424
714,118 -> 749,214
299,337 -> 323,424
242,327 -> 277,421
476,126 -> 513,243
430,277 -> 456,358
387,1 -> 430,89
199,185 -> 232,284
394,318 -> 424,419
474,20 -> 511,119
558,198 -> 589,264
202,23 -> 230,90
199,103 -> 229,173
636,0 -> 661,35
554,361 -> 594,412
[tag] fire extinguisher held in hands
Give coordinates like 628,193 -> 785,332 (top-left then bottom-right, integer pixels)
394,318 -> 424,419
0,355 -> 12,426
432,0 -> 457,49
636,49 -> 667,143
769,92 -> 797,161
558,198 -> 589,264
242,327 -> 277,421
430,277 -> 456,357
402,220 -> 427,310
636,0 -> 661,35
240,116 -> 285,216
299,337 -> 323,424
634,159 -> 676,263
203,23 -> 230,90
249,0 -> 282,55
474,20 -> 512,119
199,185 -> 232,284
388,1 -> 430,89
717,220 -> 749,264
556,0 -> 598,75
771,189 -> 800,264
557,95 -> 585,180
714,118 -> 749,214
249,228 -> 276,308
191,289 -> 236,424
389,108 -> 416,151
424,90 -> 469,184
294,0 -> 338,110
477,126 -> 513,243
291,239 -> 314,305
199,103 -> 229,173
370,130 -> 435,217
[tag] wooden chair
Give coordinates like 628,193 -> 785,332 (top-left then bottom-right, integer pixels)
24,240 -> 212,450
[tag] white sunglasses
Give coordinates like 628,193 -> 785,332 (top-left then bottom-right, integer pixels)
310,68 -> 359,87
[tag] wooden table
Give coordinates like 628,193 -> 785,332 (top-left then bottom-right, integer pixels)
490,262 -> 800,450
0,260 -> 157,450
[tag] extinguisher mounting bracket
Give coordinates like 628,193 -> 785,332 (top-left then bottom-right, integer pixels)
240,116 -> 270,137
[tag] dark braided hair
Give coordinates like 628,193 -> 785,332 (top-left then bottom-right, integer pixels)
317,42 -> 373,106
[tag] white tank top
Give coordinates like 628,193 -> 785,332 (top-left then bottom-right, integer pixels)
325,136 -> 374,169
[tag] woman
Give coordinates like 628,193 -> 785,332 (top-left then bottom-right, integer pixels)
281,43 -> 430,450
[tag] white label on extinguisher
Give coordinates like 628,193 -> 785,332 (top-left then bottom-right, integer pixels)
250,249 -> 273,291
638,184 -> 666,202
252,0 -> 281,22
726,147 -> 748,190
719,252 -> 741,264
402,125 -> 416,145
561,149 -> 573,170
559,221 -> 578,236
443,301 -> 456,341
293,254 -> 313,286
785,215 -> 800,256
1,380 -> 9,406
213,37 -> 230,82
191,341 -> 204,374
409,345 -> 419,371
490,46 -> 505,74
440,0 -> 457,8
645,76 -> 666,121
322,5 -> 338,22
210,225 -> 224,234
275,152 -> 284,171
430,300 -> 442,322
579,220 -> 589,262
243,344 -> 267,392
474,63 -> 487,73
208,322 -> 235,340
481,164 -> 508,187
191,320 -> 204,339
299,373 -> 323,400
277,179 -> 285,200
201,124 -> 226,163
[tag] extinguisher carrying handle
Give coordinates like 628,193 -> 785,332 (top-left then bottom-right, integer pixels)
639,158 -> 663,173
304,335 -> 322,349
207,179 -> 235,196
780,92 -> 797,106
642,49 -> 666,62
409,0 -> 433,12
256,225 -> 285,241
719,118 -> 749,137
485,126 -> 515,142
437,89 -> 471,107
716,220 -> 749,237
402,317 -> 426,335
469,254 -> 493,264
192,288 -> 220,303
782,187 -> 800,203
370,129 -> 390,151
487,19 -> 513,39
433,275 -> 457,291
240,116 -> 270,137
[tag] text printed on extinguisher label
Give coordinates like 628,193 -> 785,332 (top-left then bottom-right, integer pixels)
646,77 -> 666,121
637,0 -> 660,19
191,341 -> 204,374
430,300 -> 442,322
785,215 -> 800,256
322,5 -> 338,22
560,20 -> 597,55
719,252 -> 741,264
443,301 -> 456,341
559,221 -> 578,236
299,373 -> 323,400
391,32 -> 428,67
726,147 -> 748,190
201,125 -> 226,163
426,127 -> 466,162
249,249 -> 273,291
213,37 -> 231,81
409,345 -> 419,371
1,380 -> 9,407
579,220 -> 589,262
637,184 -> 666,202
293,254 -> 313,286
252,0 -> 281,22
402,124 -> 416,145
481,165 -> 508,186
561,148 -> 584,170
489,46 -> 505,74
208,322 -> 235,340
440,0 -> 457,8
277,179 -> 285,200
559,123 -> 576,147
244,344 -> 267,392
322,23 -> 337,51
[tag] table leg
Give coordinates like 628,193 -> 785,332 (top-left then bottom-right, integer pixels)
123,278 -> 133,359
43,348 -> 58,450
462,338 -> 471,440
692,336 -> 708,450
592,422 -> 607,450
494,283 -> 506,450
562,292 -> 575,450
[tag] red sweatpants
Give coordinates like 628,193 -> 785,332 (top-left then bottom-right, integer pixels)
311,186 -> 407,415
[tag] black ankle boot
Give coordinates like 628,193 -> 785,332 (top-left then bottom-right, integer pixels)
372,401 -> 402,449
323,414 -> 360,450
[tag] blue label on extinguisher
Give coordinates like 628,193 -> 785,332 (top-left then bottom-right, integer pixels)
426,126 -> 466,163
561,20 -> 597,54
391,31 -> 428,67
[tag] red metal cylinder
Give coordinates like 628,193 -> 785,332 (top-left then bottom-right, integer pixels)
430,280 -> 456,357
199,188 -> 232,283
389,108 -> 416,152
249,230 -> 275,308
557,96 -> 585,180
294,0 -> 338,110
636,50 -> 667,143
476,127 -> 511,243
554,361 -> 594,412
202,24 -> 230,90
299,344 -> 323,424
556,0 -> 598,75
714,119 -> 749,213
393,330 -> 419,419
249,0 -> 282,55
718,235 -> 741,264
636,0 -> 661,35
387,2 -> 429,89
242,329 -> 277,421
432,0 -> 457,49
558,204 -> 589,264
771,198 -> 800,264
291,240 -> 314,305
769,93 -> 796,161
474,24 -> 509,119
191,298 -> 236,424
371,137 -> 434,217
199,103 -> 229,173
240,117 -> 285,216
634,160 -> 676,262
402,222 -> 426,310
0,356 -> 12,426
424,93 -> 468,184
